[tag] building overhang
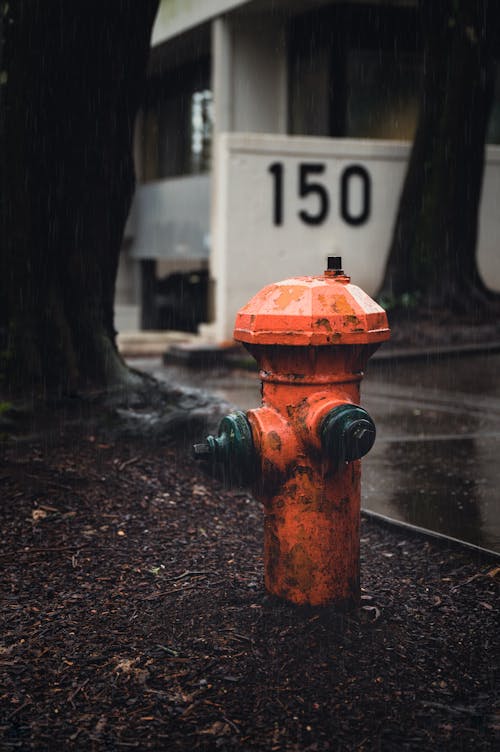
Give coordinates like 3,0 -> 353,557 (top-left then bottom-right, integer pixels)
152,0 -> 252,46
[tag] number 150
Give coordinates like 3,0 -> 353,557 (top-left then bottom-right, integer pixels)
268,162 -> 371,227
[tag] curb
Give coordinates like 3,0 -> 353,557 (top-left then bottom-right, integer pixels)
372,340 -> 500,363
362,508 -> 500,560
162,339 -> 500,368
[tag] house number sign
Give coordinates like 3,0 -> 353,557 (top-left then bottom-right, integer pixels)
268,162 -> 371,228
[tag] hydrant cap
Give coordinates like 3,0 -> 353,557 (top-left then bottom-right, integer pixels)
233,273 -> 390,346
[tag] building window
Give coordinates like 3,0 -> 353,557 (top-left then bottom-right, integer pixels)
289,4 -> 422,141
141,57 -> 213,181
487,61 -> 500,144
191,89 -> 213,174
345,49 -> 421,140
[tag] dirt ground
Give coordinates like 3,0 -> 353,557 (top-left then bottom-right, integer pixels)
1,424 -> 498,751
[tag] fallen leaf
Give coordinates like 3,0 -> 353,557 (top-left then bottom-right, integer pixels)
192,484 -> 207,496
32,509 -> 47,522
200,721 -> 231,736
115,658 -> 136,673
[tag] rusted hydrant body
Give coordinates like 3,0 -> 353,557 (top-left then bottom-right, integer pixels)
195,259 -> 390,608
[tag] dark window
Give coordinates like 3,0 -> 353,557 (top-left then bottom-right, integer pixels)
289,4 -> 422,141
141,57 -> 213,181
487,61 -> 500,144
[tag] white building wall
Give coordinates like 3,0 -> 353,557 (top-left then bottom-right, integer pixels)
212,18 -> 233,134
477,147 -> 500,291
210,133 -> 500,343
231,17 -> 287,134
212,13 -> 288,135
207,11 -> 289,341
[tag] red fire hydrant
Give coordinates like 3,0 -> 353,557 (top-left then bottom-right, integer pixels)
194,258 -> 390,608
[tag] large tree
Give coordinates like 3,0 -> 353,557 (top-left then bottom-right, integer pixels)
382,0 -> 500,313
0,0 -> 158,397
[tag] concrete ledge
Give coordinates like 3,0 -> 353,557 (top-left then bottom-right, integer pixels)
163,341 -> 244,368
373,340 -> 500,362
117,331 -> 194,358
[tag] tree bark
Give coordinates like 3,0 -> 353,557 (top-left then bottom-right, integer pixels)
382,0 -> 498,312
0,0 -> 158,397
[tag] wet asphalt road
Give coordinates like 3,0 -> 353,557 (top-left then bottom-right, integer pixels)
129,352 -> 500,554
362,354 -> 500,554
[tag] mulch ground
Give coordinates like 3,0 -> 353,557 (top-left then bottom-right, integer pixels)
0,428 -> 498,751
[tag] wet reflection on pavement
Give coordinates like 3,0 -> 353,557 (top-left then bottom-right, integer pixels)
364,353 -> 500,552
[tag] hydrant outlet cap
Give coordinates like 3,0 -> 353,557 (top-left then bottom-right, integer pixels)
327,256 -> 342,270
321,404 -> 376,464
234,274 -> 389,346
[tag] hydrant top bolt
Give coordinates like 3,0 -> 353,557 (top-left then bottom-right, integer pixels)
327,256 -> 343,272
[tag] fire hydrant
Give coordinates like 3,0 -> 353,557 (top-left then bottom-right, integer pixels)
194,258 -> 390,608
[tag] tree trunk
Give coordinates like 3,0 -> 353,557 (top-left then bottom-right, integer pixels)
382,0 -> 498,312
0,0 -> 158,397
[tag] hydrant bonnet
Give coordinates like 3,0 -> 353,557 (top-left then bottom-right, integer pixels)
234,262 -> 389,347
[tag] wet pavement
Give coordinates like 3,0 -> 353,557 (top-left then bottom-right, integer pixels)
362,354 -> 500,554
128,351 -> 500,554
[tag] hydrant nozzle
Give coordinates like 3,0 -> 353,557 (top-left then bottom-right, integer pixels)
192,410 -> 255,487
321,404 -> 376,469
